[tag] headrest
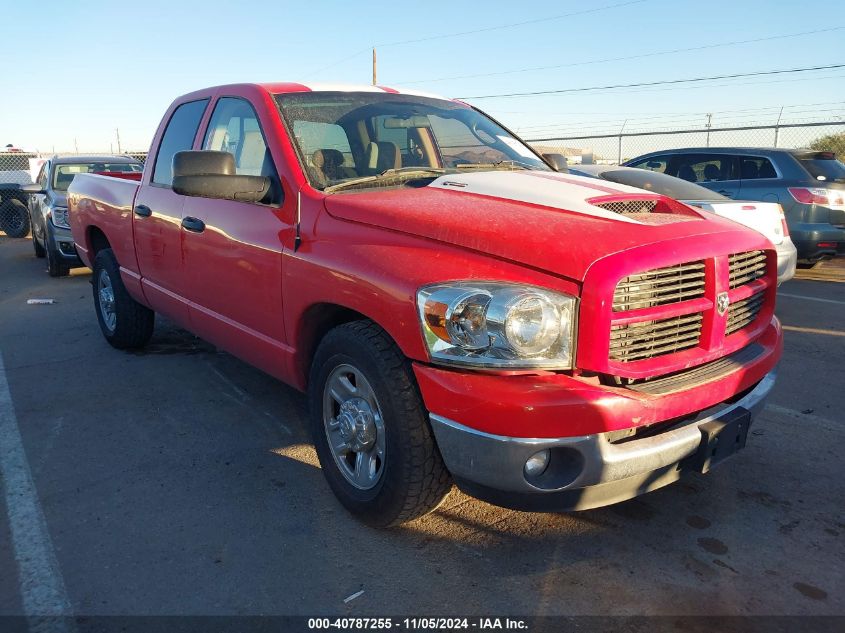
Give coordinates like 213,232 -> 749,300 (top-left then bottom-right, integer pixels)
703,164 -> 720,181
678,164 -> 697,182
313,149 -> 344,169
741,161 -> 759,179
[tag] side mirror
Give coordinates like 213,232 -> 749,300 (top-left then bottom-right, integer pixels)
171,150 -> 270,203
19,183 -> 44,194
542,153 -> 568,172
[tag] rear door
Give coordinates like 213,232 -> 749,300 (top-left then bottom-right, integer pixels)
666,153 -> 741,198
133,98 -> 209,324
735,154 -> 782,204
180,96 -> 290,377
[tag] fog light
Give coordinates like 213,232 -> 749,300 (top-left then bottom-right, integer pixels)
524,449 -> 550,478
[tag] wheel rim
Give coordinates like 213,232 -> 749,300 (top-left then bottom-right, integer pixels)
322,364 -> 386,490
97,269 -> 117,332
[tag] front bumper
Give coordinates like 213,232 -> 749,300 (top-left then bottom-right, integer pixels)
431,371 -> 776,511
48,221 -> 83,264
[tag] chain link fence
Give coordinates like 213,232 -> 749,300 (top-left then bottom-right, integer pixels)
525,121 -> 845,165
2,121 -> 844,235
0,151 -> 148,237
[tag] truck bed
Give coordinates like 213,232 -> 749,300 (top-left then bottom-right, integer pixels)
67,173 -> 140,271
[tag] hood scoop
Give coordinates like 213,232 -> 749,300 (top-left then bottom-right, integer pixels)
588,194 -> 702,225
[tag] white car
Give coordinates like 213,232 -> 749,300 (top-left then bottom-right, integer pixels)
569,164 -> 797,284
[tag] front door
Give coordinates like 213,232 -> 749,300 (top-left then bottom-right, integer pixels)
180,96 -> 290,378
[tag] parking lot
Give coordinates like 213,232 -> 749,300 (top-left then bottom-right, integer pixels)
0,233 -> 843,619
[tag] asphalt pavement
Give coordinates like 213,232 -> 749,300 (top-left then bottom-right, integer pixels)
0,233 -> 842,621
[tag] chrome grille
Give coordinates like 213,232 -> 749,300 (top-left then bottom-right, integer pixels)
726,291 -> 765,335
613,261 -> 706,312
610,313 -> 703,362
729,250 -> 766,289
595,200 -> 657,215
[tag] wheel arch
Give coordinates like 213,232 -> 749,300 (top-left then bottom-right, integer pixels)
87,225 -> 112,259
293,302 -> 375,390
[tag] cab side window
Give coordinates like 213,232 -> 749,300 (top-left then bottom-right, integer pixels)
738,156 -> 778,180
152,99 -> 209,186
669,154 -> 737,183
628,156 -> 669,173
203,97 -> 282,204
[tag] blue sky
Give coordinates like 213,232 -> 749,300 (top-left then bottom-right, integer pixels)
2,0 -> 843,152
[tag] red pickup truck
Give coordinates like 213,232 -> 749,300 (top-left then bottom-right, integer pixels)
68,83 -> 782,527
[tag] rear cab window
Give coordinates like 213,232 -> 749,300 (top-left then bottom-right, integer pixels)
794,152 -> 845,183
152,99 -> 210,186
203,97 -> 282,204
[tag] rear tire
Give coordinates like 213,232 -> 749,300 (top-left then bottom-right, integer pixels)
0,198 -> 31,238
308,320 -> 452,527
92,248 -> 154,349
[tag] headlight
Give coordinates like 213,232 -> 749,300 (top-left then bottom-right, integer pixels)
417,282 -> 577,369
51,207 -> 70,229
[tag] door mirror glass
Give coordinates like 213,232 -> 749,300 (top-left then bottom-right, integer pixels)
171,150 -> 270,203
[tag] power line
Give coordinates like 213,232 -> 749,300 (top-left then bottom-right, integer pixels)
492,100 -> 845,116
299,0 -> 648,80
376,0 -> 648,47
401,26 -> 845,85
515,103 -> 845,133
457,63 -> 845,99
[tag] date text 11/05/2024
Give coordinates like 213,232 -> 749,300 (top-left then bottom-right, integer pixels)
307,617 -> 529,630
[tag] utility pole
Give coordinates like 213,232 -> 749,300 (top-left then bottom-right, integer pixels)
74,138 -> 79,154
773,106 -> 784,147
617,119 -> 627,165
372,48 -> 377,86
705,113 -> 713,148
116,128 -> 122,154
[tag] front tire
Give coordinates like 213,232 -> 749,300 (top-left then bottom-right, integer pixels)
32,226 -> 46,258
308,320 -> 452,527
0,198 -> 31,238
44,224 -> 70,277
92,248 -> 154,349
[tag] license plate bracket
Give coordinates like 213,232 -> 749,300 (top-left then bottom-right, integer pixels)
690,408 -> 752,474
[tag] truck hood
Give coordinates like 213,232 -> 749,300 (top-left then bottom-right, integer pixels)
323,171 -> 757,282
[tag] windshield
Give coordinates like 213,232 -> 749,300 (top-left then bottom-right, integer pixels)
52,162 -> 142,191
274,92 -> 549,191
596,167 -> 728,201
795,152 -> 845,183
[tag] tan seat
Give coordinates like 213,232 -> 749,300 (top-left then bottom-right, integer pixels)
364,141 -> 401,173
311,149 -> 349,186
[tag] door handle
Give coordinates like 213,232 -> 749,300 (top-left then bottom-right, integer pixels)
134,204 -> 152,217
181,216 -> 205,233
717,189 -> 732,196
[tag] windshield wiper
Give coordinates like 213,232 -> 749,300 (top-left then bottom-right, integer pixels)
323,167 -> 446,193
455,159 -> 539,171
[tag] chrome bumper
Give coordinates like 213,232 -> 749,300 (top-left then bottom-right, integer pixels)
430,371 -> 777,511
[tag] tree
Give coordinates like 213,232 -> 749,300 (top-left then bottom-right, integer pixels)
808,132 -> 845,157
